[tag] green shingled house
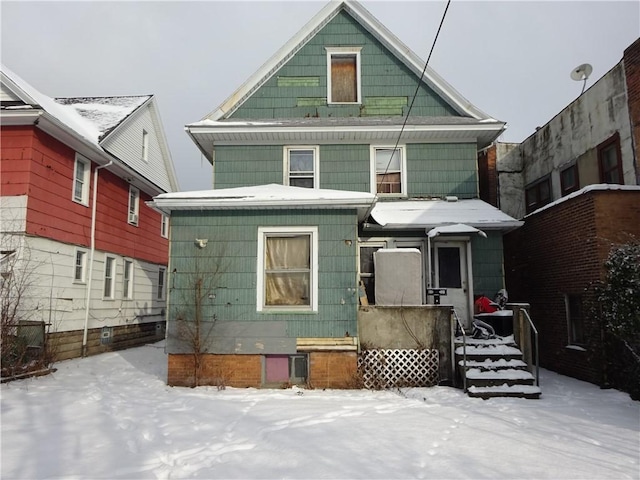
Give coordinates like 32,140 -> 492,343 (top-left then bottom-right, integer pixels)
152,0 -> 521,388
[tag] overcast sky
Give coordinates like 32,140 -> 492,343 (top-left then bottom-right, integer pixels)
2,1 -> 639,191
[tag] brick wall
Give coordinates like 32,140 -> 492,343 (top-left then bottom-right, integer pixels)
623,38 -> 640,183
504,189 -> 640,385
477,145 -> 498,207
308,351 -> 358,389
167,351 -> 358,389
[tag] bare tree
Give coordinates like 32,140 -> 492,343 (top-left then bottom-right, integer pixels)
170,239 -> 229,387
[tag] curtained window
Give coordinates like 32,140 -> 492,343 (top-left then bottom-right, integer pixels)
258,227 -> 317,311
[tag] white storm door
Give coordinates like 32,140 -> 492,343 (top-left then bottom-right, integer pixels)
433,241 -> 470,323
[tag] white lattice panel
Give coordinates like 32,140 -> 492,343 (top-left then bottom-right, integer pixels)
358,349 -> 439,389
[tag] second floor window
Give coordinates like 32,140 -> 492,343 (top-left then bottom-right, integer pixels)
128,186 -> 140,226
371,146 -> 406,195
73,156 -> 90,206
598,133 -> 623,184
525,176 -> 551,214
161,214 -> 169,238
284,147 -> 318,188
560,165 -> 579,196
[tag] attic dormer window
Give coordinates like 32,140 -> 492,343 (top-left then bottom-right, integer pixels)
326,47 -> 362,104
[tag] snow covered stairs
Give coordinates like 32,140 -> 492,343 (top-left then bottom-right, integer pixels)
455,335 -> 541,399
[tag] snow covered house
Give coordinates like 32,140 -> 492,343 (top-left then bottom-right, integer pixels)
153,0 -> 521,388
485,38 -> 640,391
1,65 -> 179,362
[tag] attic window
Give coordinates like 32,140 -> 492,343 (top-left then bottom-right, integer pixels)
326,47 -> 362,104
142,129 -> 149,162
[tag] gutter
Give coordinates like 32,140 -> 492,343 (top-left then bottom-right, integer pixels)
81,159 -> 113,356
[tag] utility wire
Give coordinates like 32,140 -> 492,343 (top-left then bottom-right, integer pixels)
365,0 -> 452,219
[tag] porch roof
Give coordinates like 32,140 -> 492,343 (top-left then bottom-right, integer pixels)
151,183 -> 376,220
366,199 -> 523,232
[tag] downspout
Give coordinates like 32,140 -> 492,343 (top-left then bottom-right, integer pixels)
82,160 -> 113,356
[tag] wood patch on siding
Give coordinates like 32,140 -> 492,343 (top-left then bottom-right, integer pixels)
297,97 -> 326,107
277,77 -> 320,87
361,96 -> 407,116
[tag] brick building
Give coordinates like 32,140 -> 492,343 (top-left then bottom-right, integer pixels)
487,38 -> 640,389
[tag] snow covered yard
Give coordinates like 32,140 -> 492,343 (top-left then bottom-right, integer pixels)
1,342 -> 638,480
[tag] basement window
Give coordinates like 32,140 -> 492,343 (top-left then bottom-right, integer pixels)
264,354 -> 308,385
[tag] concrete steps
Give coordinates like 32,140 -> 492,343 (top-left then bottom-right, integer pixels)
455,335 -> 541,399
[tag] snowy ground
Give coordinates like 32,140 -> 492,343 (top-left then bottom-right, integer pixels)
1,342 -> 638,480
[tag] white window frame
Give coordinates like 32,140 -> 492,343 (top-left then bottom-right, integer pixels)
326,47 -> 362,104
72,155 -> 90,206
74,249 -> 87,283
142,129 -> 149,162
370,145 -> 407,196
257,226 -> 318,312
283,146 -> 319,189
128,186 -> 140,226
161,214 -> 169,238
123,259 -> 134,299
103,255 -> 116,299
157,266 -> 166,300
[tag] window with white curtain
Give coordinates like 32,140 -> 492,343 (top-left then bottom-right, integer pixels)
257,226 -> 318,311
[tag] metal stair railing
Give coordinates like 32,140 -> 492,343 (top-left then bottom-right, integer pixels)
452,309 -> 467,392
521,309 -> 540,387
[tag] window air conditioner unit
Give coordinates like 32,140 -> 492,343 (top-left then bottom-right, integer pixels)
129,213 -> 138,224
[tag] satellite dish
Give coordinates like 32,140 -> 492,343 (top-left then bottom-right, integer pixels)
571,63 -> 593,94
570,63 -> 593,81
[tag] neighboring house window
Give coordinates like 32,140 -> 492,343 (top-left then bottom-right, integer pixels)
284,146 -> 319,188
142,129 -> 149,162
257,226 -> 318,312
103,256 -> 115,299
565,294 -> 585,346
560,164 -> 579,196
157,267 -> 166,300
326,47 -> 362,104
371,145 -> 406,195
123,259 -> 133,299
525,176 -> 551,214
598,133 -> 623,184
161,215 -> 169,238
74,250 -> 87,283
359,243 -> 385,305
128,186 -> 140,226
73,155 -> 90,206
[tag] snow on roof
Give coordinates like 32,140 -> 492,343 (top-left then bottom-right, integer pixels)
152,184 -> 376,211
370,199 -> 523,231
526,183 -> 640,218
55,96 -> 150,141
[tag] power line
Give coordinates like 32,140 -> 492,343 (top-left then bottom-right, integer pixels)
367,0 -> 452,217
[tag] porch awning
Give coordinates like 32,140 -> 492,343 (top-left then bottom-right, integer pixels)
367,199 -> 522,232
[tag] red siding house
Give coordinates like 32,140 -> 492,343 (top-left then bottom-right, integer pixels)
1,65 -> 178,362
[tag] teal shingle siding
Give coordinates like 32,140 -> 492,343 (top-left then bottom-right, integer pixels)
167,209 -> 360,351
471,232 -> 504,296
214,143 -> 478,198
230,10 -> 458,120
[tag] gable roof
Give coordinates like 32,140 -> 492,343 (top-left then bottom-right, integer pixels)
1,64 -> 178,195
204,0 -> 494,122
54,96 -> 151,142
